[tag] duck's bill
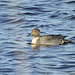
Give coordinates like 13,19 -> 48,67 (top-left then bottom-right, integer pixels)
26,33 -> 32,37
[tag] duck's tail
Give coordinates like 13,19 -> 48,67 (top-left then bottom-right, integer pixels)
61,39 -> 73,45
64,39 -> 74,44
64,39 -> 71,43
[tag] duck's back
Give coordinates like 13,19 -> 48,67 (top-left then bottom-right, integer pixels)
37,35 -> 67,45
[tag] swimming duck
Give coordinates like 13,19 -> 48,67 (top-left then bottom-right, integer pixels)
28,28 -> 71,46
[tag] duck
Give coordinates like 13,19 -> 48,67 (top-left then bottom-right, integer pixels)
27,28 -> 71,46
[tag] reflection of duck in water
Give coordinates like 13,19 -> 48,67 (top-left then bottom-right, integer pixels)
27,28 -> 71,47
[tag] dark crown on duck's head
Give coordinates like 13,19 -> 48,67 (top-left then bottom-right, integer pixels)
31,28 -> 40,37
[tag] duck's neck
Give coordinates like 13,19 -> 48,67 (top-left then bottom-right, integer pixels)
32,37 -> 39,44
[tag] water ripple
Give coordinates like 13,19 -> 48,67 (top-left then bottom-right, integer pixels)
23,12 -> 40,15
65,15 -> 75,20
66,1 -> 75,4
23,6 -> 42,11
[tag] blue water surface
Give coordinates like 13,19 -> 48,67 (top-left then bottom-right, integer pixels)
0,0 -> 75,75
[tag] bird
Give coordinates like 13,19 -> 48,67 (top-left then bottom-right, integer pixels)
27,28 -> 71,46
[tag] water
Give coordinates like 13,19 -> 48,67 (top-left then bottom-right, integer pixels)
0,0 -> 75,75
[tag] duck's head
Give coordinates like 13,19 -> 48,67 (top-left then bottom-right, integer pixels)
31,28 -> 40,37
27,28 -> 40,37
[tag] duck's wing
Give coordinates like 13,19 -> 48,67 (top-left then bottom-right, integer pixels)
50,35 -> 67,39
40,35 -> 67,40
39,35 -> 65,45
